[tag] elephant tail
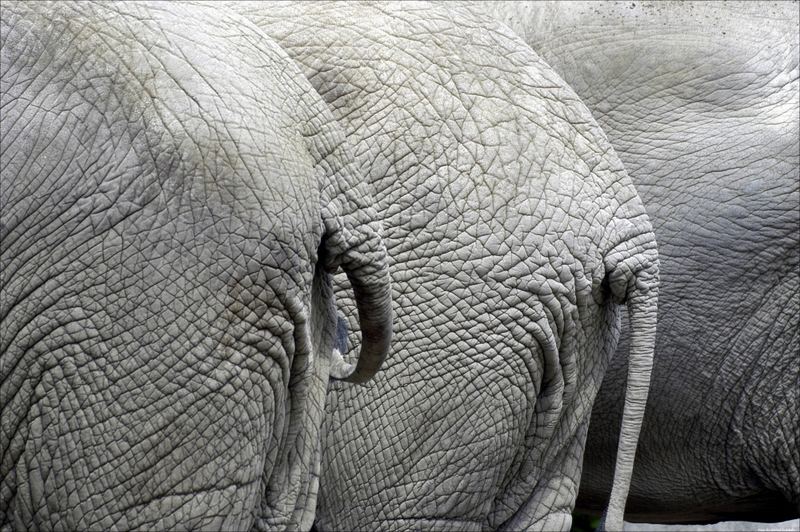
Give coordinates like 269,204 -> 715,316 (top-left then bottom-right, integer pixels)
330,248 -> 393,384
601,243 -> 659,531
319,194 -> 393,385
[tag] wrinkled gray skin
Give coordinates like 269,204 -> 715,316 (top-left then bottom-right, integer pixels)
478,0 -> 800,524
238,3 -> 659,530
1,2 -> 393,529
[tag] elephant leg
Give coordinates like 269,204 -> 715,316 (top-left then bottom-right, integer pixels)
714,272 -> 800,515
528,513 -> 572,532
499,420 -> 590,531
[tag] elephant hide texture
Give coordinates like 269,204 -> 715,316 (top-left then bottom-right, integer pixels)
1,2 -> 393,530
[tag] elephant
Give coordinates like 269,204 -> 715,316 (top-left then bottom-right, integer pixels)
476,0 -> 800,524
0,2 -> 393,530
236,3 -> 660,530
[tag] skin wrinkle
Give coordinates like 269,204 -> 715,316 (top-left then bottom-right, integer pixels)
2,2 -> 393,530
233,2 -> 658,530
87,4 -> 302,241
4,2 -> 663,528
472,0 -> 799,522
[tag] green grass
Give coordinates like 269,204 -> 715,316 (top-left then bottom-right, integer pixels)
572,512 -> 602,532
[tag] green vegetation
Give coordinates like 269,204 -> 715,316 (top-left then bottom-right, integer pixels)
572,512 -> 602,532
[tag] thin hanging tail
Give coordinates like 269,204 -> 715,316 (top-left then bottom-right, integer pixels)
601,264 -> 659,531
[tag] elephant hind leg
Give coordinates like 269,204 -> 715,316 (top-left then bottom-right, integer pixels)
496,420 -> 590,532
721,272 -> 799,515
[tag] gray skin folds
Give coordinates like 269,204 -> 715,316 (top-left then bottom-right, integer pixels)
238,3 -> 659,530
478,0 -> 800,524
0,2 -> 391,530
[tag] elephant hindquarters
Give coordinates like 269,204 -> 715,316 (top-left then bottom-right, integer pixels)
713,271 -> 799,520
